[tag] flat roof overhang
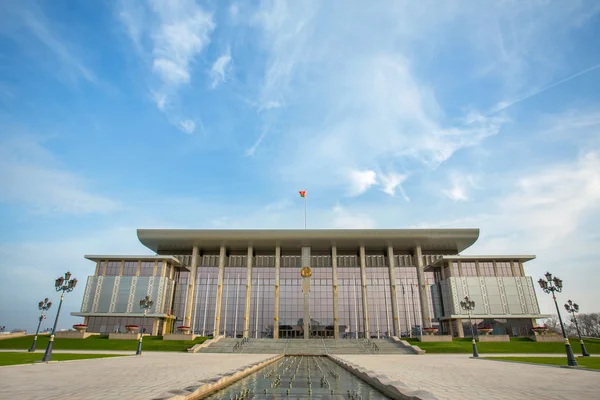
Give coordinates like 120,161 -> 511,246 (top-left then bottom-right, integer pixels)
137,229 -> 480,253
84,255 -> 182,265
431,255 -> 536,265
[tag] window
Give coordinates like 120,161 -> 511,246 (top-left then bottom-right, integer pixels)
496,262 -> 513,277
479,262 -> 494,276
451,262 -> 459,277
123,261 -> 138,276
105,261 -> 121,276
461,262 -> 476,277
139,262 -> 155,276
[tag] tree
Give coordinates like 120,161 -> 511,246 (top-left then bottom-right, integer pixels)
543,313 -> 600,338
576,313 -> 600,338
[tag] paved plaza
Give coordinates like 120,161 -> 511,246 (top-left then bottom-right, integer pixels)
0,353 -> 276,400
1,352 -> 599,399
339,355 -> 600,400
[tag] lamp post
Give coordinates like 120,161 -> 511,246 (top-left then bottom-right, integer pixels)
565,300 -> 590,357
29,298 -> 52,352
460,296 -> 479,358
538,272 -> 577,366
136,295 -> 153,355
42,272 -> 77,362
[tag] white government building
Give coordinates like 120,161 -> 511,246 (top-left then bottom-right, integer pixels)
72,229 -> 546,338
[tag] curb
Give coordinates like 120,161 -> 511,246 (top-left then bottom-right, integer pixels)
151,355 -> 284,400
327,355 -> 438,399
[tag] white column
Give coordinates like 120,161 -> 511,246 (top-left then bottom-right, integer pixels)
223,277 -> 229,336
213,246 -> 226,337
273,246 -> 281,340
184,247 -> 199,327
414,246 -> 432,328
387,246 -> 401,337
384,286 -> 391,337
243,246 -> 253,338
331,245 -> 340,339
234,274 -> 240,338
359,246 -> 370,338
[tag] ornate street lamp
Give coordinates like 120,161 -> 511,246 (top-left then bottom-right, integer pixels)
565,300 -> 590,357
459,296 -> 479,358
136,295 -> 153,355
29,298 -> 52,352
538,272 -> 577,366
42,272 -> 77,362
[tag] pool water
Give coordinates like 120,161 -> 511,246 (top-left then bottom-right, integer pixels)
205,355 -> 391,399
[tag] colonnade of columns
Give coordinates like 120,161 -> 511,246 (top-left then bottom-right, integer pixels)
183,244 -> 431,339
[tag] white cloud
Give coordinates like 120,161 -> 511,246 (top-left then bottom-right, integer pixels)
0,135 -> 121,215
378,172 -> 409,199
178,119 -> 196,134
258,100 -> 283,112
118,0 -> 214,132
229,4 -> 239,17
209,50 -> 232,89
153,58 -> 191,85
442,172 -> 479,201
245,130 -> 268,157
150,90 -> 167,111
348,170 -> 377,196
148,0 -> 214,87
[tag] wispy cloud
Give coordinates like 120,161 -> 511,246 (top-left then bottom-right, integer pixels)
209,49 -> 232,89
378,172 -> 409,200
178,119 -> 196,134
117,0 -> 215,134
348,170 -> 377,197
442,172 -> 479,201
0,134 -> 121,215
0,1 -> 97,84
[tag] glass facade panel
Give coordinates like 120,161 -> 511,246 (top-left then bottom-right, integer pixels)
139,261 -> 155,277
479,262 -> 494,276
105,261 -> 121,276
496,262 -> 513,277
123,261 -> 137,276
461,262 -> 476,277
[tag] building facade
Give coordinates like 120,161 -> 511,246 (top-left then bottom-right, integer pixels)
72,229 -> 546,338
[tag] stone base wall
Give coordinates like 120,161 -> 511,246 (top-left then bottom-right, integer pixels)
529,334 -> 564,342
418,335 -> 453,342
108,332 -> 141,340
163,333 -> 198,341
477,335 -> 510,342
0,332 -> 27,340
55,331 -> 99,339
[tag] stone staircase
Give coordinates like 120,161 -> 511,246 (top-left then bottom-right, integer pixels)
197,338 -> 415,355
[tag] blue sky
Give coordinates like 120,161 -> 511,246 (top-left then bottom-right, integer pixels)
1,0 -> 600,332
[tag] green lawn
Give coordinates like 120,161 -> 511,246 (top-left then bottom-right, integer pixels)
0,335 -> 208,352
405,337 -> 600,354
0,352 -> 125,366
485,356 -> 600,370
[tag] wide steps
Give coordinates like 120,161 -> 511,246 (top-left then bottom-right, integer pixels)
197,338 -> 414,355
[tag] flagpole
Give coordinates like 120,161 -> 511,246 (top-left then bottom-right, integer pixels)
304,195 -> 307,229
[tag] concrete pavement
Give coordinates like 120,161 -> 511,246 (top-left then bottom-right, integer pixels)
338,354 -> 600,400
1,352 -> 598,399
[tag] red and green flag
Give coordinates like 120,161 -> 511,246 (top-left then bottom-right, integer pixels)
298,190 -> 306,198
